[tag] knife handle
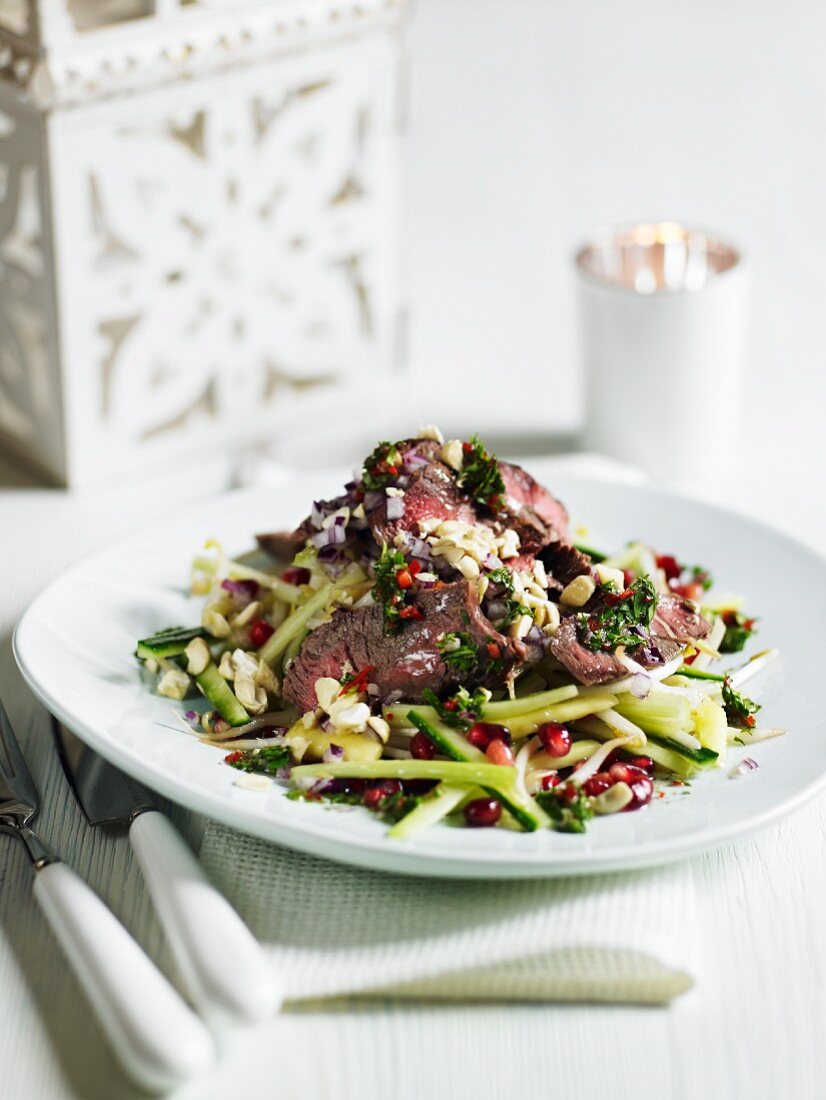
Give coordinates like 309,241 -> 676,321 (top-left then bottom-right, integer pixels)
129,810 -> 280,1024
33,861 -> 214,1093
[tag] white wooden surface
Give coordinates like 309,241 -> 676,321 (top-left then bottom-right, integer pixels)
1,451 -> 824,1100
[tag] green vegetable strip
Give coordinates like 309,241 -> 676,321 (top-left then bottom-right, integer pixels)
674,666 -> 726,682
226,561 -> 302,603
258,583 -> 332,666
194,663 -> 250,726
576,717 -> 701,779
136,626 -> 208,660
613,693 -> 692,738
480,685 -> 579,720
292,761 -> 551,832
387,784 -> 469,840
532,739 -> 602,770
572,542 -> 607,563
505,695 -> 617,737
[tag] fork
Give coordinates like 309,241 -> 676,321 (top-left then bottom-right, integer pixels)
0,699 -> 214,1092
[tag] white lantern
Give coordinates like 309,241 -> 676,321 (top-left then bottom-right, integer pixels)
0,0 -> 406,485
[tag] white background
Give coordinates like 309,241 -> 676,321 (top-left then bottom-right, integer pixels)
405,0 -> 826,541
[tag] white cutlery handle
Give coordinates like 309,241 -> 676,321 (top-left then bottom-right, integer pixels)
33,861 -> 214,1094
129,810 -> 280,1023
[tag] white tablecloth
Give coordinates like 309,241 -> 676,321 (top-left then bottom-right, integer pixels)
0,447 -> 824,1100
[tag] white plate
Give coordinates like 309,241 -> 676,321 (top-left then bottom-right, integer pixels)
14,465 -> 826,879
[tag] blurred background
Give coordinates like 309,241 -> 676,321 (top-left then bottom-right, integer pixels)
0,0 -> 823,540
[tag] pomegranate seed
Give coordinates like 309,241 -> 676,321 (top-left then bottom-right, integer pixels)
485,740 -> 514,766
363,780 -> 402,809
582,771 -> 613,797
625,774 -> 654,811
540,773 -> 560,790
608,762 -> 648,786
537,722 -> 571,758
410,731 -> 436,760
249,618 -> 275,647
464,798 -> 502,828
628,755 -> 654,772
655,554 -> 682,582
467,722 -> 511,750
282,566 -> 311,586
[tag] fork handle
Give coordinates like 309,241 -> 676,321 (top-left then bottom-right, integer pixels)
129,810 -> 280,1024
34,861 -> 214,1093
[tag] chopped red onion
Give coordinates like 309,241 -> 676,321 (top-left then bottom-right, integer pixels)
317,543 -> 343,564
630,673 -> 651,699
221,578 -> 259,605
526,625 -> 545,645
322,744 -> 345,764
484,553 -> 504,570
363,491 -> 383,511
333,514 -> 347,526
730,757 -> 759,778
311,524 -> 347,549
386,495 -> 405,520
403,451 -> 429,469
310,501 -> 325,529
402,535 -> 432,560
184,709 -> 198,722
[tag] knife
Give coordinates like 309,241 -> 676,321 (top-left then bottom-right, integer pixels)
53,720 -> 281,1026
0,700 -> 214,1092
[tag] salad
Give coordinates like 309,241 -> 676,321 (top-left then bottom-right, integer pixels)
137,428 -> 781,838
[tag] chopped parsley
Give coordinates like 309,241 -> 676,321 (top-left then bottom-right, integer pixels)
487,567 -> 532,627
722,676 -> 761,729
578,576 -> 658,652
437,631 -> 479,674
689,565 -> 714,592
373,544 -> 422,631
535,783 -> 594,833
456,436 -> 505,511
361,440 -> 404,491
423,686 -> 487,731
224,745 -> 291,776
719,609 -> 758,654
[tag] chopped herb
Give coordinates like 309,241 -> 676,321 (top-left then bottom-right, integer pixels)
224,744 -> 291,776
733,736 -> 746,746
487,566 -> 532,627
689,565 -> 714,592
456,435 -> 506,511
373,544 -> 421,631
535,783 -> 594,833
719,609 -> 758,654
422,686 -> 487,731
578,576 -> 658,652
572,542 -> 606,563
722,676 -> 761,729
361,440 -> 404,491
339,665 -> 376,696
437,631 -> 479,674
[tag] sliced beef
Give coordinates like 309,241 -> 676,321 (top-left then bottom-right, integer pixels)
282,580 -> 520,713
549,591 -> 711,686
539,541 -> 592,587
367,461 -> 476,547
548,619 -> 627,685
497,461 -> 569,552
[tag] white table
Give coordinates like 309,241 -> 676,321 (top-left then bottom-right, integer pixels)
1,449 -> 824,1100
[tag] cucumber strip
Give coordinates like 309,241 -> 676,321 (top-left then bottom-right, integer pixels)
674,666 -> 725,682
226,561 -> 302,603
292,759 -> 550,831
505,694 -> 617,737
572,542 -> 607,563
480,685 -> 579,720
136,626 -> 208,660
645,732 -> 718,766
405,711 -> 549,831
613,693 -> 693,738
194,662 -> 250,727
387,784 -> 468,840
406,711 -> 486,762
258,583 -> 332,666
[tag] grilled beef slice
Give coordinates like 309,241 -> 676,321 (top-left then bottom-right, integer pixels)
282,580 -> 520,713
539,541 -> 593,586
548,592 -> 711,686
497,461 -> 569,552
367,461 -> 476,547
